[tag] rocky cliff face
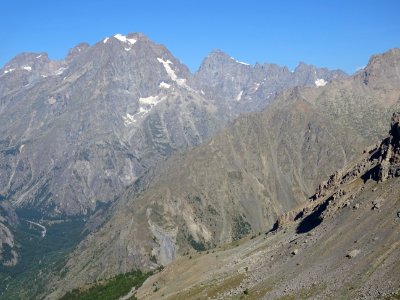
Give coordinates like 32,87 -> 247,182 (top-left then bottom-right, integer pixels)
0,34 -> 346,218
274,111 -> 400,232
47,48 -> 400,298
378,112 -> 400,181
0,201 -> 19,267
194,49 -> 348,118
0,33 -> 221,216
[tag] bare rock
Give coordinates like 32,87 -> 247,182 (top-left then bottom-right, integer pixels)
346,249 -> 361,258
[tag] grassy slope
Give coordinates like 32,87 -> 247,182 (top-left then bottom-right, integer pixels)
60,270 -> 152,300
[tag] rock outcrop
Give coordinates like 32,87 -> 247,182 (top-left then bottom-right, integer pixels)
378,112 -> 400,181
273,111 -> 400,233
0,201 -> 19,266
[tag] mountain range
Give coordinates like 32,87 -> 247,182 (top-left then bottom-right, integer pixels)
0,33 -> 399,299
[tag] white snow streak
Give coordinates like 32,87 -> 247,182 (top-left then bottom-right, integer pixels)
315,78 -> 327,87
139,95 -> 160,105
157,57 -> 187,87
36,54 -> 42,59
236,90 -> 244,101
22,66 -> 32,71
123,95 -> 167,126
103,37 -> 109,43
159,81 -> 171,89
55,67 -> 67,75
3,68 -> 15,74
230,56 -> 250,66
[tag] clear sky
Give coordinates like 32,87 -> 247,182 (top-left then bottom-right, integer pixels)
1,0 -> 399,74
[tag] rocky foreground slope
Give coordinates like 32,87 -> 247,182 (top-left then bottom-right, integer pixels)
46,49 -> 400,298
136,113 -> 400,300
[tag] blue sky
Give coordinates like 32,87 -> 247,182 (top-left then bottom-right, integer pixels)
1,0 -> 399,74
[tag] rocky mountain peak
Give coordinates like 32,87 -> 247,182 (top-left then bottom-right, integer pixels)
66,42 -> 90,61
359,48 -> 400,88
1,51 -> 50,72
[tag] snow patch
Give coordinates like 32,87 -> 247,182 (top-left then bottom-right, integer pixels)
55,67 -> 67,75
48,96 -> 57,105
236,90 -> 244,101
123,95 -> 167,126
315,78 -> 327,87
22,66 -> 32,71
114,34 -> 137,45
157,57 -> 187,87
139,95 -> 160,105
159,81 -> 171,89
103,37 -> 109,43
36,54 -> 42,59
230,56 -> 250,66
123,113 -> 137,126
3,68 -> 15,74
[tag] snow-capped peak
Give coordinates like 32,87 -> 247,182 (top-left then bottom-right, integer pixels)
113,34 -> 137,45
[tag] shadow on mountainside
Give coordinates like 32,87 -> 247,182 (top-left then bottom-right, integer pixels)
296,199 -> 330,234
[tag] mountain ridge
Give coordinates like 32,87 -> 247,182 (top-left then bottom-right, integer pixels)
45,47 -> 400,298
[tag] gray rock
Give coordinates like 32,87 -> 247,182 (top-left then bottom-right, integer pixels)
346,249 -> 361,258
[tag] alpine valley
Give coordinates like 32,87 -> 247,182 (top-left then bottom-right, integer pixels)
0,33 -> 399,299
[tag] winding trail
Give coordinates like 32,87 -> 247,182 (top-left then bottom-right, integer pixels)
25,220 -> 47,237
118,287 -> 136,300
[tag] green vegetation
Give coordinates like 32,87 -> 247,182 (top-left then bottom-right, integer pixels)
1,244 -> 13,262
60,270 -> 150,300
187,234 -> 206,251
232,215 -> 252,241
0,210 -> 86,300
207,204 -> 218,215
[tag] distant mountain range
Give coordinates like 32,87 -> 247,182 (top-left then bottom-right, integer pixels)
0,33 -> 347,218
0,33 -> 399,299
